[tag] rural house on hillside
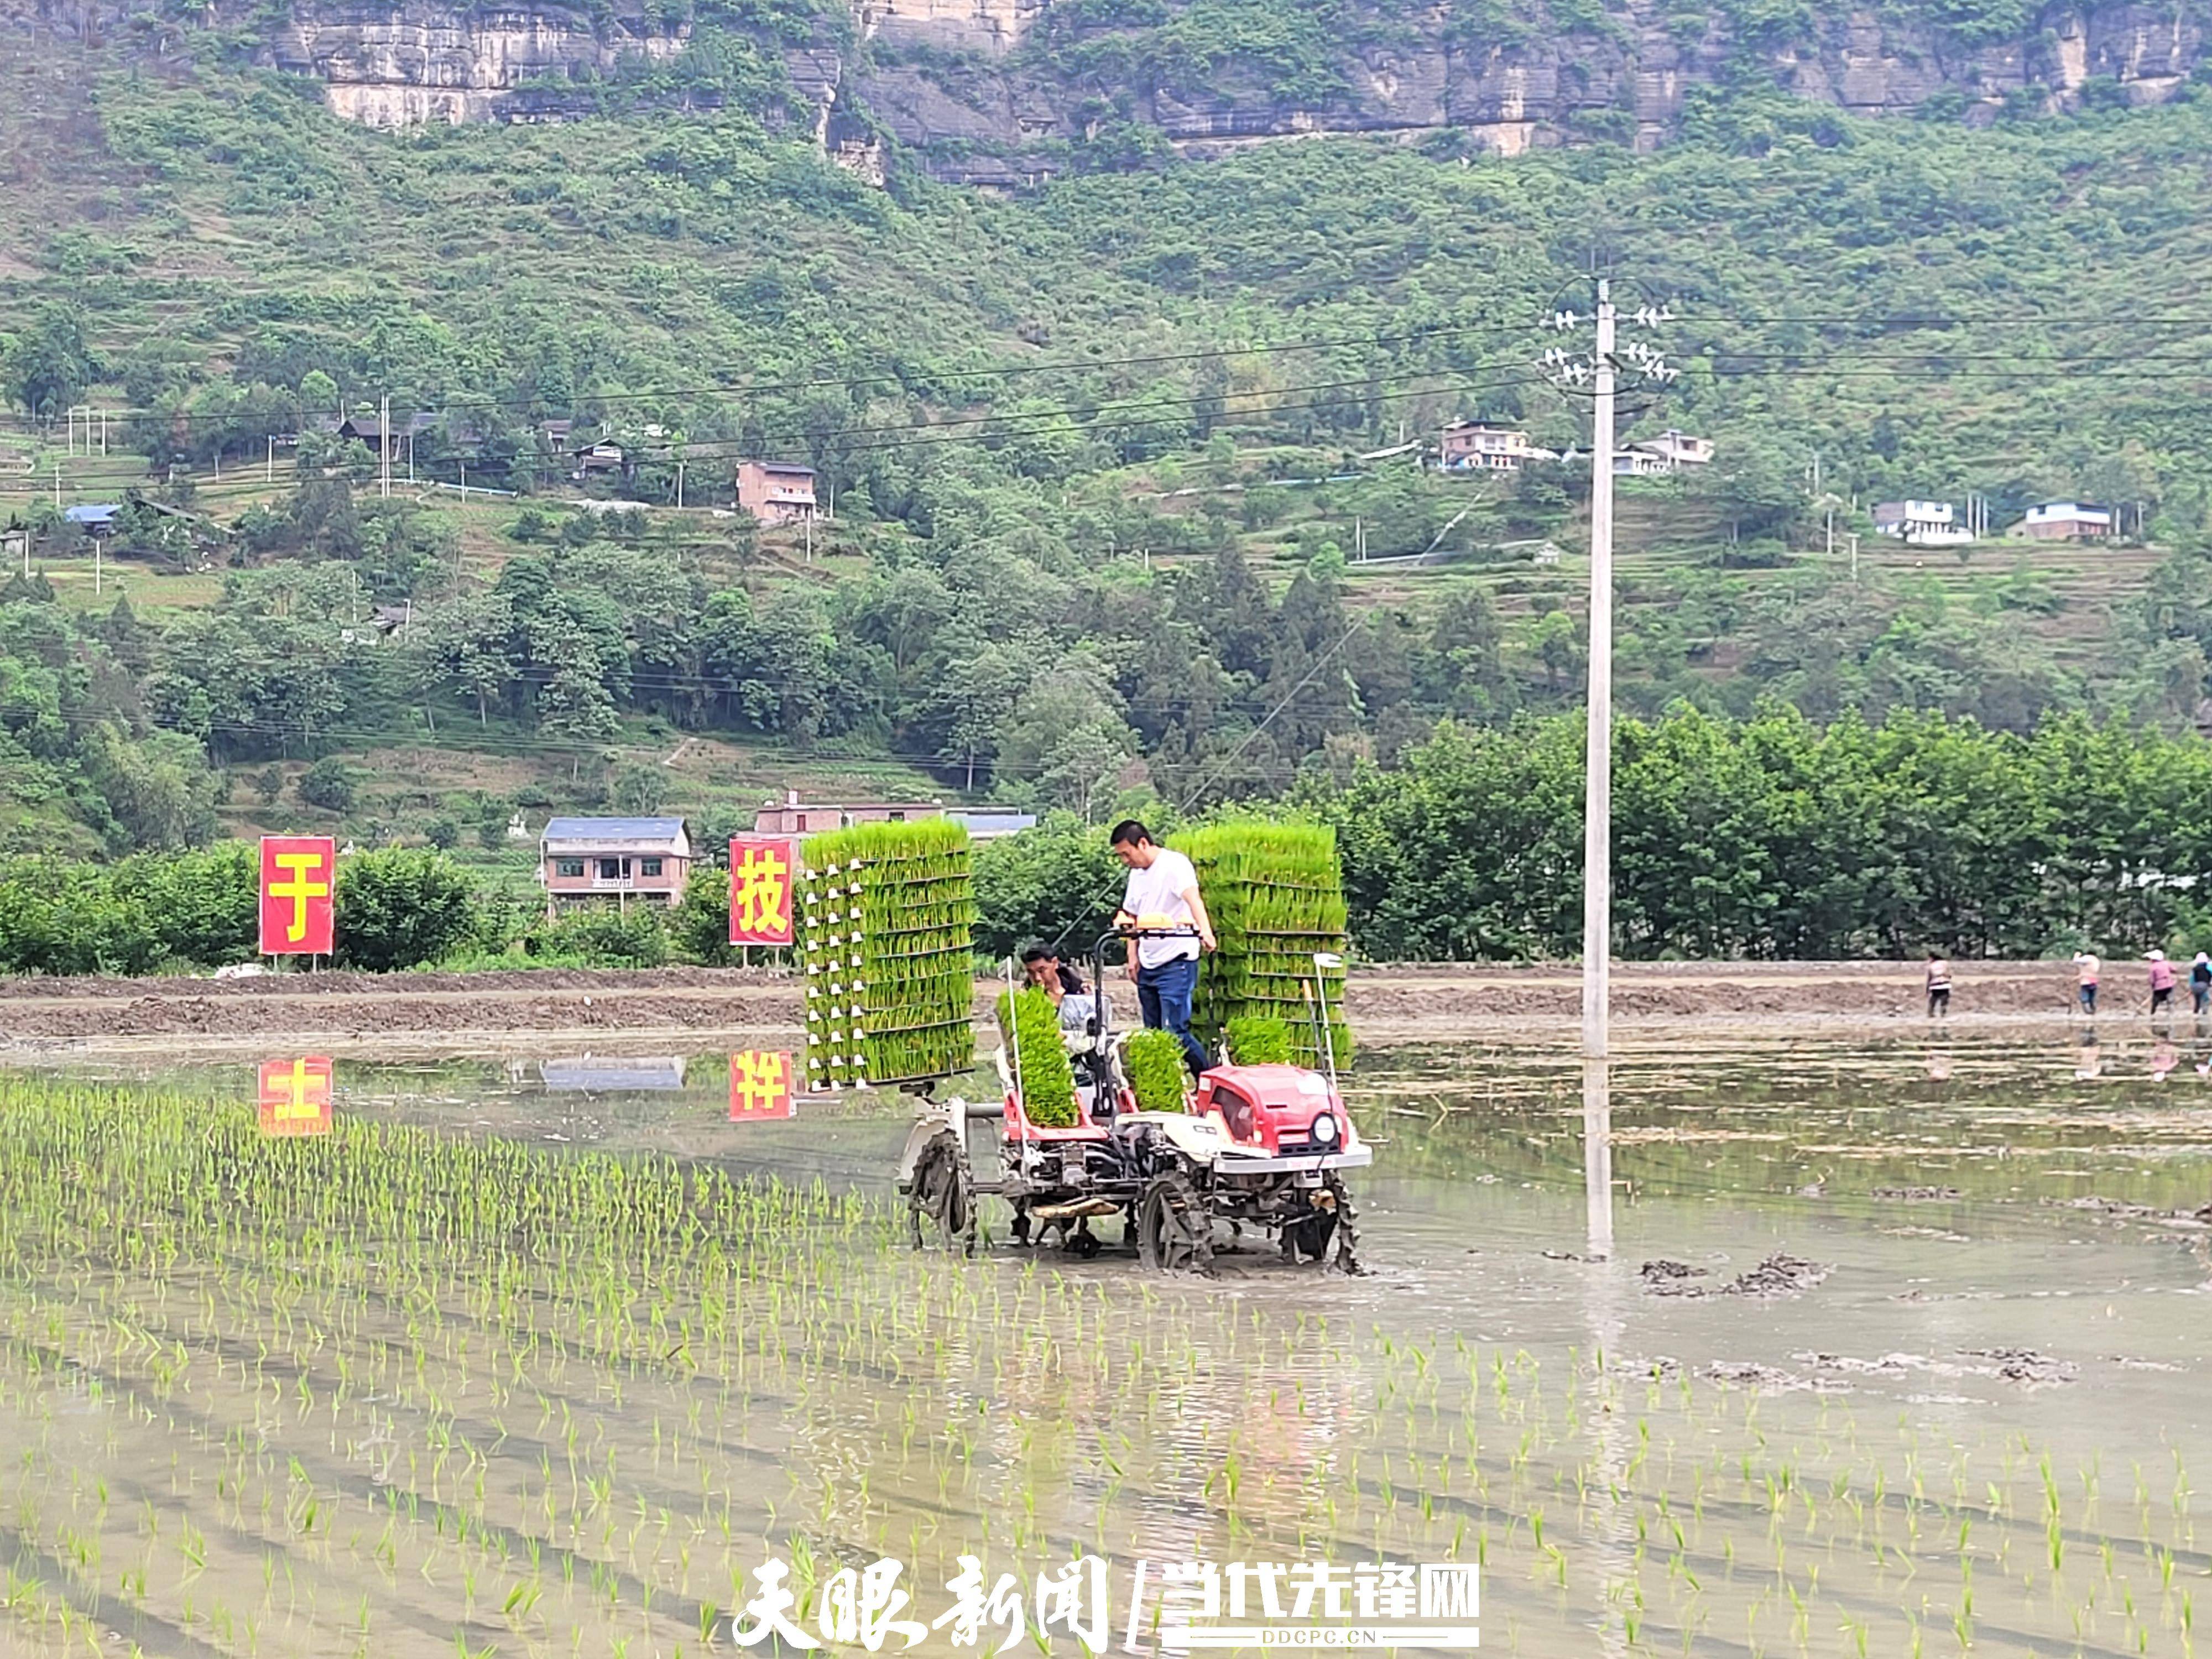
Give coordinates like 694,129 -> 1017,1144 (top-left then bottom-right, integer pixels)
753,792 -> 940,834
736,461 -> 820,524
1614,430 -> 1715,476
1873,499 -> 1974,545
539,817 -> 691,915
1437,422 -> 1555,472
2014,502 -> 2114,541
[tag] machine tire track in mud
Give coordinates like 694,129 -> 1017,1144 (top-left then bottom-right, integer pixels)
1136,1169 -> 1214,1274
906,1128 -> 976,1254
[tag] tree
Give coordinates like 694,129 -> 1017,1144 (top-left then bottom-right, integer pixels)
78,724 -> 221,852
3,304 -> 92,419
608,763 -> 667,815
300,757 -> 356,812
668,867 -> 735,965
334,848 -> 476,970
971,813 -> 1124,961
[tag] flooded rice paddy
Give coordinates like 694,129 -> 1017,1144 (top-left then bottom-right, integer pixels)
0,1026 -> 2205,1656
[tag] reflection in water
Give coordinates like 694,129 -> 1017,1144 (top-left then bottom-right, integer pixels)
1579,1055 -> 1629,1653
730,1048 -> 799,1120
1924,1047 -> 1953,1082
539,1055 -> 687,1090
2074,1024 -> 2102,1079
1580,1057 -> 1613,1262
255,1053 -> 333,1136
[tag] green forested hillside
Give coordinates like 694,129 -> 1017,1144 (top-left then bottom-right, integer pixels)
4,27 -> 2212,860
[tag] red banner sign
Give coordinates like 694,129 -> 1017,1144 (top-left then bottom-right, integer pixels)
728,838 -> 797,946
259,836 -> 336,956
729,1050 -> 796,1121
258,1056 -> 334,1136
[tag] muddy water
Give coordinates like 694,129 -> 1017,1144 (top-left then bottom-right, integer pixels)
0,1034 -> 2205,1657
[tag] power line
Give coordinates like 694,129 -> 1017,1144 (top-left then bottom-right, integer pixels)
27,305 -> 2212,435
0,320 -> 1548,431
0,368 -> 1547,497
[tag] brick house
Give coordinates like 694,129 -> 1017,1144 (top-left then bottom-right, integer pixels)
2015,502 -> 2114,541
752,791 -> 941,835
540,816 -> 691,915
736,461 -> 820,525
1438,422 -> 1555,472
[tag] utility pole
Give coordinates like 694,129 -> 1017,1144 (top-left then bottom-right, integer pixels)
676,459 -> 685,509
1542,280 -> 1674,1062
1584,283 -> 1616,1062
267,437 -> 274,482
379,394 -> 391,499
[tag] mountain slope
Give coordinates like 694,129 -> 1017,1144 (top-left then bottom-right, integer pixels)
2,19 -> 2212,857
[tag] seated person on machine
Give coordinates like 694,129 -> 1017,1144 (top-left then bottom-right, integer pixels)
1020,942 -> 1099,1040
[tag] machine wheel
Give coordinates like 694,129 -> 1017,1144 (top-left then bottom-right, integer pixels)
1136,1171 -> 1214,1274
1067,1223 -> 1103,1260
908,1130 -> 975,1255
1324,1172 -> 1364,1275
1010,1205 -> 1032,1246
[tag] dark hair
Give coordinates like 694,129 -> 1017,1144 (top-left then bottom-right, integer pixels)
1020,942 -> 1057,965
1109,820 -> 1154,849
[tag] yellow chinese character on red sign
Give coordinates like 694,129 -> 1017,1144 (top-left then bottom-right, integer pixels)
729,1050 -> 795,1121
258,1056 -> 335,1137
728,839 -> 796,946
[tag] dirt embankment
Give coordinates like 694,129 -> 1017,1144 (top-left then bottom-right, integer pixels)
0,960 -> 2116,1053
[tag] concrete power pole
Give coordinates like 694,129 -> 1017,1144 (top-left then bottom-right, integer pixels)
1542,280 -> 1676,1061
1584,284 -> 1616,1061
379,394 -> 392,500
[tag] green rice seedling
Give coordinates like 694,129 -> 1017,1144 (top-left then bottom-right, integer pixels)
1124,1030 -> 1190,1113
1171,821 -> 1353,1067
797,818 -> 976,1091
1223,1015 -> 1293,1065
995,988 -> 1077,1127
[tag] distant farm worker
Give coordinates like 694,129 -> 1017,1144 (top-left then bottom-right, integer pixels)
2074,951 -> 2101,1015
1924,951 -> 1952,1020
1020,942 -> 1097,1038
2193,952 -> 2212,1015
2148,949 -> 2178,1015
1109,820 -> 1217,1076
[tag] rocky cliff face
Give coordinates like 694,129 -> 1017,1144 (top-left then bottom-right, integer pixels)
190,0 -> 2212,183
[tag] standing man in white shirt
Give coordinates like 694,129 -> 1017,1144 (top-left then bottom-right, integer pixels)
1109,820 -> 1217,1075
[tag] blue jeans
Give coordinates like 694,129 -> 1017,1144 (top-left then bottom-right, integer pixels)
1136,956 -> 1208,1076
2080,983 -> 2098,1014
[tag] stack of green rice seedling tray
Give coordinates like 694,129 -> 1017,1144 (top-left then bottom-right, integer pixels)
797,819 -> 977,1091
1171,821 -> 1353,1069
